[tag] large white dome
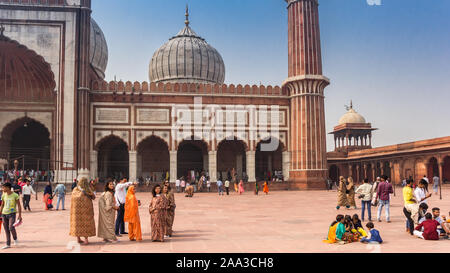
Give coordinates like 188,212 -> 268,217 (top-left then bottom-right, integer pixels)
90,18 -> 108,80
339,108 -> 366,125
149,11 -> 225,85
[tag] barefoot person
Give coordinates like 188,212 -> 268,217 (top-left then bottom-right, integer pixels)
43,181 -> 52,211
346,177 -> 357,209
98,181 -> 119,243
163,184 -> 176,238
238,180 -> 245,195
124,186 -> 142,241
69,178 -> 96,245
149,184 -> 169,242
336,176 -> 349,210
263,181 -> 269,195
1,183 -> 22,249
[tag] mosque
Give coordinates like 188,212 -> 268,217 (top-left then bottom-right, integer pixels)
0,0 -> 448,189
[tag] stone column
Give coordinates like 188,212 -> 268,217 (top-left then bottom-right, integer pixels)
356,165 -> 360,183
282,151 -> 290,181
246,151 -> 256,182
129,151 -> 137,182
89,150 -> 98,180
208,151 -> 217,183
348,165 -> 353,179
363,164 -> 368,181
170,151 -> 177,183
371,163 -> 376,182
236,154 -> 243,180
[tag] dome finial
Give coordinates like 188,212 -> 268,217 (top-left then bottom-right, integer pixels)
185,4 -> 190,26
350,100 -> 353,109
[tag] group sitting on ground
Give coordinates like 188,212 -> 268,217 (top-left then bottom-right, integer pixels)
323,214 -> 383,245
403,178 -> 450,241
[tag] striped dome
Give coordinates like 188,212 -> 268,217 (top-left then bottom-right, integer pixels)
89,18 -> 108,79
149,19 -> 225,85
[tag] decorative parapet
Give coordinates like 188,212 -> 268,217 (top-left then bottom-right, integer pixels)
90,80 -> 288,97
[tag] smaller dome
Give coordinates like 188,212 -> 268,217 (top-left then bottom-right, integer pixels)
339,108 -> 366,125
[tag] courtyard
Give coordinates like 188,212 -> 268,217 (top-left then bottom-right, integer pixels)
2,186 -> 450,253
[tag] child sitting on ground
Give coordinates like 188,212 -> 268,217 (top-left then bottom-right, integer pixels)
352,214 -> 368,238
414,213 -> 440,240
323,214 -> 345,244
360,222 -> 383,244
343,215 -> 359,243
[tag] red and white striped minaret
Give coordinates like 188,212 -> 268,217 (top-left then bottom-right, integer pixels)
283,0 -> 330,189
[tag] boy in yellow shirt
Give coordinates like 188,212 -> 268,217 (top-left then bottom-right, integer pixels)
0,183 -> 23,249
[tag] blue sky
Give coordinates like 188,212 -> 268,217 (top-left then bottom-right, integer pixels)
92,0 -> 450,151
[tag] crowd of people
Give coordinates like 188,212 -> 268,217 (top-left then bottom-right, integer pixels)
69,178 -> 176,245
1,169 -> 55,184
325,173 -> 449,245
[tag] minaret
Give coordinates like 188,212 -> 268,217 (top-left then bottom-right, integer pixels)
283,0 -> 330,189
75,0 -> 92,179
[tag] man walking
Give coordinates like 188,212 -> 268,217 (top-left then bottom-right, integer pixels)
115,179 -> 136,236
1,183 -> 22,249
21,180 -> 35,211
225,180 -> 230,196
217,179 -> 224,196
376,175 -> 393,223
53,182 -> 66,210
432,175 -> 440,194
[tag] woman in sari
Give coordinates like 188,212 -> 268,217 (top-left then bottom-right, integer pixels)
347,177 -> 357,209
323,215 -> 345,244
238,180 -> 245,195
255,182 -> 259,195
43,182 -> 52,210
163,185 -> 176,237
149,184 -> 169,242
263,181 -> 269,195
98,181 -> 119,243
337,176 -> 349,210
124,186 -> 142,241
69,178 -> 96,245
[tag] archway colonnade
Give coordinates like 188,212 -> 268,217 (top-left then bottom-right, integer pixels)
328,154 -> 450,185
92,134 -> 290,183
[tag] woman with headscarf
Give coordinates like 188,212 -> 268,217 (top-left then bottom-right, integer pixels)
163,184 -> 176,237
337,176 -> 349,210
69,178 -> 96,245
98,181 -> 119,243
43,181 -> 52,210
149,184 -> 169,242
263,181 -> 269,195
124,185 -> 142,241
238,180 -> 245,195
347,177 -> 357,209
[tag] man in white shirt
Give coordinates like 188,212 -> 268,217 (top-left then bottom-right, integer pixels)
414,179 -> 432,205
175,179 -> 181,193
22,180 -> 36,211
115,179 -> 137,236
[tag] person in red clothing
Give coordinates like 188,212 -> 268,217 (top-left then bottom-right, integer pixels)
414,213 -> 440,240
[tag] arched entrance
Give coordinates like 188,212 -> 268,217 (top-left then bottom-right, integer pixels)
137,136 -> 169,182
427,157 -> 439,180
0,118 -> 51,170
217,138 -> 247,181
177,139 -> 208,181
97,136 -> 129,181
329,164 -> 339,183
443,156 -> 450,183
255,138 -> 283,182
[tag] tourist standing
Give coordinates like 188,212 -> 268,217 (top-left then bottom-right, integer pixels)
69,178 -> 96,245
225,180 -> 230,196
432,175 -> 440,194
336,176 -> 349,210
371,177 -> 381,206
414,179 -> 432,205
163,184 -> 176,237
124,186 -> 142,241
217,179 -> 224,196
180,177 -> 186,193
43,181 -> 52,211
403,179 -> 416,235
206,179 -> 211,192
346,177 -> 357,209
355,179 -> 373,221
98,181 -> 119,243
22,180 -> 35,211
263,181 -> 269,195
175,178 -> 181,193
149,184 -> 169,242
1,183 -> 22,249
376,175 -> 393,223
53,182 -> 66,210
255,182 -> 259,195
238,180 -> 245,195
114,179 -> 136,237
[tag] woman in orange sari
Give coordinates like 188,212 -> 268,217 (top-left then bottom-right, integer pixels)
263,181 -> 269,195
238,180 -> 245,195
124,186 -> 142,241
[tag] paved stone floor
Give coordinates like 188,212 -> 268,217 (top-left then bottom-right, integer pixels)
2,186 -> 450,253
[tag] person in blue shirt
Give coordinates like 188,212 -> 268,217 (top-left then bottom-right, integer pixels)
360,222 -> 383,244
